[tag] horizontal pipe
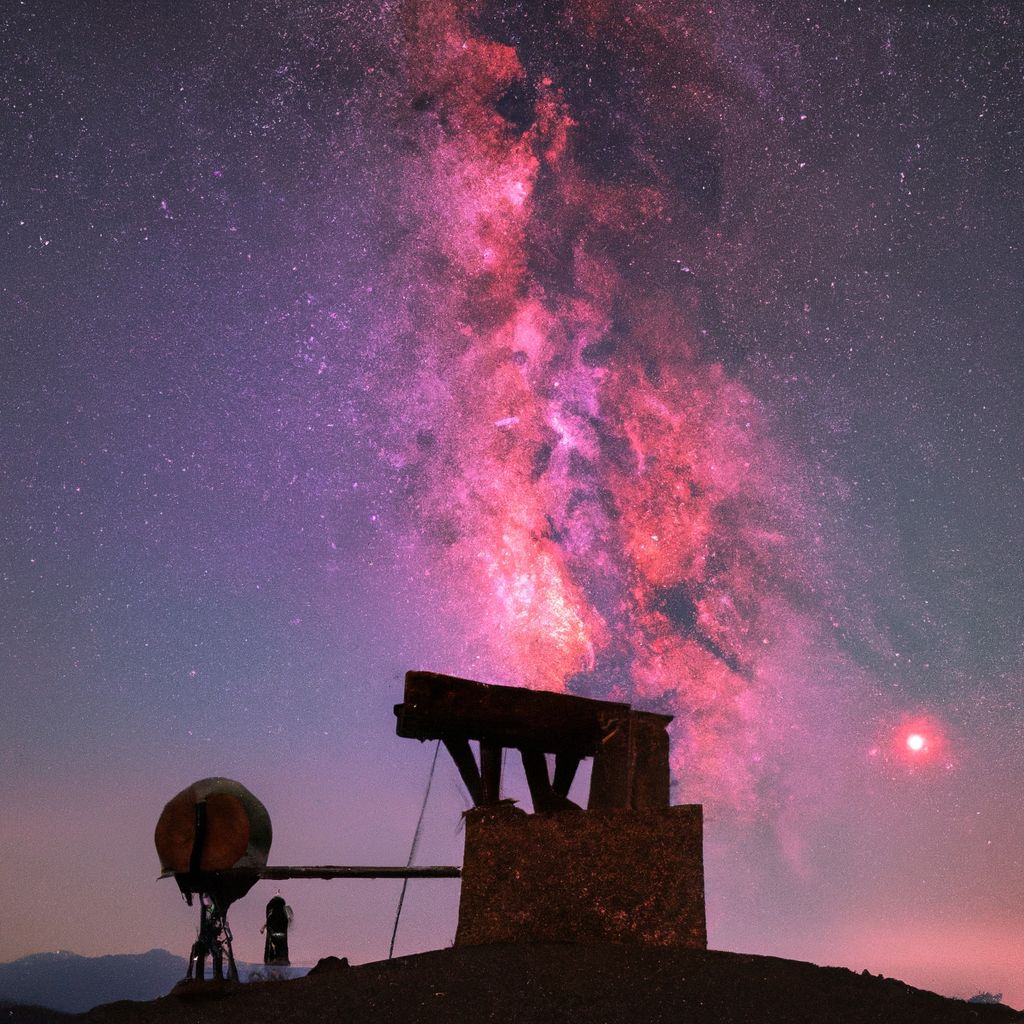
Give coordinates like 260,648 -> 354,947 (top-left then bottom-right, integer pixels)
260,865 -> 461,880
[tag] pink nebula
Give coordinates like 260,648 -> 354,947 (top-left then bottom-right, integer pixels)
370,0 -> 855,810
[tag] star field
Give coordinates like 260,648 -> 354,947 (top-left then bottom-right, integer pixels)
1,0 -> 1021,1007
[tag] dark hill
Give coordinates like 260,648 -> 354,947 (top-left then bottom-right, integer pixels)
28,944 -> 1016,1024
1,1003 -> 75,1024
0,950 -> 184,1014
0,950 -> 306,1016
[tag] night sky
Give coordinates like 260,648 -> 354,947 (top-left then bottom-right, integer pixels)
2,0 -> 1022,1007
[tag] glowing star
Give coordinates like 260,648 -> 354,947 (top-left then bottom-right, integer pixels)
882,716 -> 948,770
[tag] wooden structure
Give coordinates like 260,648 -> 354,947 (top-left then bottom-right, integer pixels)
260,865 -> 459,880
394,671 -> 673,812
395,671 -> 707,950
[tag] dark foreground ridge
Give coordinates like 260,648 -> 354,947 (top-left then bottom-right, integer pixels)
9,944 -> 1020,1024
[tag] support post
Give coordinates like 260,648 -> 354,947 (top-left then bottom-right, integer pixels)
442,737 -> 484,805
480,741 -> 503,804
521,748 -> 556,812
552,754 -> 581,798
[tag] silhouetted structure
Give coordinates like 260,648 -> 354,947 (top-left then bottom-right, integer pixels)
155,776 -> 459,978
155,672 -> 705,970
262,895 -> 292,966
395,671 -> 707,949
154,777 -> 272,982
395,670 -> 672,811
187,895 -> 232,982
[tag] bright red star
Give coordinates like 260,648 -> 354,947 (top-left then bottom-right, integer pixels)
906,732 -> 926,752
884,713 -> 950,769
870,714 -> 951,772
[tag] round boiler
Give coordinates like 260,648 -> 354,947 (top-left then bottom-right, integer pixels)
155,777 -> 272,904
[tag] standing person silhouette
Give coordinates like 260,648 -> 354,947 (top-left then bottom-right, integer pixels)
261,893 -> 293,966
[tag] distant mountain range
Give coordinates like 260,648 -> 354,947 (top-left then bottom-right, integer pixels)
0,949 -> 307,1014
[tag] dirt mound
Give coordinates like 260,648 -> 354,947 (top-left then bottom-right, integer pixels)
23,944 -> 1018,1024
1,1001 -> 75,1023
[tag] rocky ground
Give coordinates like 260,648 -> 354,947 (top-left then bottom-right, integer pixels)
5,944 -> 1021,1024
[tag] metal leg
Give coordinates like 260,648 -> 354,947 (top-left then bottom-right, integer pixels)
187,941 -> 201,981
221,912 -> 238,982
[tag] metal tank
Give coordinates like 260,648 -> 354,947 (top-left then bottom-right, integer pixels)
155,776 -> 272,903
155,777 -> 272,982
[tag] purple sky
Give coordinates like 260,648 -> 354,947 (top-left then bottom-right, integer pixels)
2,0 -> 1022,1007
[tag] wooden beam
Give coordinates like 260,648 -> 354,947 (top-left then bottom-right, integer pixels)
480,741 -> 503,804
442,736 -> 484,805
589,712 -> 671,810
551,754 -> 581,798
521,748 -> 556,812
260,865 -> 460,880
398,671 -> 673,812
396,671 -> 668,757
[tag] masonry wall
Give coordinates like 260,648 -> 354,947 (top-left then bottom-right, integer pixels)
455,804 -> 707,948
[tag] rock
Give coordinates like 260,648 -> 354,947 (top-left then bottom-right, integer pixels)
309,956 -> 349,976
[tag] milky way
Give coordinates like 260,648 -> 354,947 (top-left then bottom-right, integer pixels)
363,0 -> 865,809
2,0 -> 1022,1006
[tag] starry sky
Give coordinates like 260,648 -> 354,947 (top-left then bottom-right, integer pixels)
2,0 -> 1022,1007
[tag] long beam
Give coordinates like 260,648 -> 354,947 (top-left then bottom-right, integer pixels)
260,865 -> 461,880
396,670 -> 669,756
